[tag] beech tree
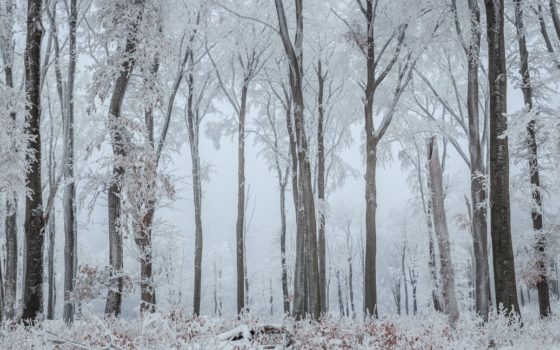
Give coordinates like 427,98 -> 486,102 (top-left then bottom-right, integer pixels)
484,0 -> 520,315
22,0 -> 46,322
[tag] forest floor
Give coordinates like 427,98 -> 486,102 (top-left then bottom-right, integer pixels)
1,303 -> 559,349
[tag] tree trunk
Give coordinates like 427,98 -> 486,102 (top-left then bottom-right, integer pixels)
364,138 -> 378,317
186,66 -> 204,316
105,3 -> 143,317
284,87 -> 306,318
2,0 -> 18,320
427,137 -> 460,326
316,59 -> 327,314
401,242 -> 409,315
47,124 -> 56,320
392,277 -> 401,315
464,0 -> 490,322
4,199 -> 17,320
236,83 -> 248,314
275,0 -> 321,319
63,0 -> 78,324
336,270 -> 344,315
279,168 -> 290,315
22,0 -> 46,322
484,0 -> 520,316
513,0 -> 550,317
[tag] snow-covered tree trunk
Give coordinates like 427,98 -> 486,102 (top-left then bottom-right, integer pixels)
456,0 -> 491,321
63,0 -> 78,324
427,137 -> 459,326
22,0 -> 46,322
316,59 -> 327,314
1,0 -> 18,321
46,111 -> 56,320
186,58 -> 204,317
513,0 -> 550,317
484,0 -> 520,316
105,2 -> 144,317
274,0 -> 321,319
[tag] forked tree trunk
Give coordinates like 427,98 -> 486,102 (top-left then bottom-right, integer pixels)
514,0 -> 550,317
461,0 -> 490,321
275,0 -> 321,319
22,0 -> 46,323
484,0 -> 520,316
105,2 -> 144,317
427,137 -> 459,326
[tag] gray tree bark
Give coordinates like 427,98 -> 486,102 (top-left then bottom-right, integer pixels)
484,0 -> 520,316
274,0 -> 321,319
186,59 -> 204,316
1,0 -> 18,321
513,0 -> 550,317
105,2 -> 144,317
427,137 -> 460,326
63,0 -> 78,324
22,0 -> 46,323
316,59 -> 327,314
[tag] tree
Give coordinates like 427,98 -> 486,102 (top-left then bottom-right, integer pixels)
451,0 -> 490,321
63,0 -> 78,323
22,0 -> 46,322
426,136 -> 459,326
104,0 -> 146,317
274,0 -> 321,319
513,0 -> 550,317
207,18 -> 266,313
484,0 -> 520,316
0,0 -> 19,321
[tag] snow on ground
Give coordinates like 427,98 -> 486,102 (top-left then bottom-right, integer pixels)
1,305 -> 560,349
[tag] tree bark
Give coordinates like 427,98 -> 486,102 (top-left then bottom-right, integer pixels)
401,242 -> 409,315
459,0 -> 491,322
63,0 -> 78,324
236,83 -> 248,314
513,0 -> 550,317
2,0 -> 18,321
105,2 -> 143,317
316,59 -> 327,314
46,117 -> 56,320
186,60 -> 204,316
427,137 -> 460,326
484,0 -> 520,316
274,0 -> 321,319
22,0 -> 46,323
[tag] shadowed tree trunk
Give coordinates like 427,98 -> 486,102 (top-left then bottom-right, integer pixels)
236,83 -> 249,314
274,0 -> 321,319
1,0 -> 18,321
105,2 -> 144,317
513,0 -> 550,317
484,0 -> 520,316
185,56 -> 204,316
427,137 -> 460,326
63,0 -> 78,324
22,0 -> 46,323
316,59 -> 327,314
452,0 -> 490,321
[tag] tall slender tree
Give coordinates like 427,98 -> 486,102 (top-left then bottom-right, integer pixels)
105,1 -> 145,317
513,0 -> 550,317
484,0 -> 520,315
22,0 -> 46,322
1,0 -> 18,321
